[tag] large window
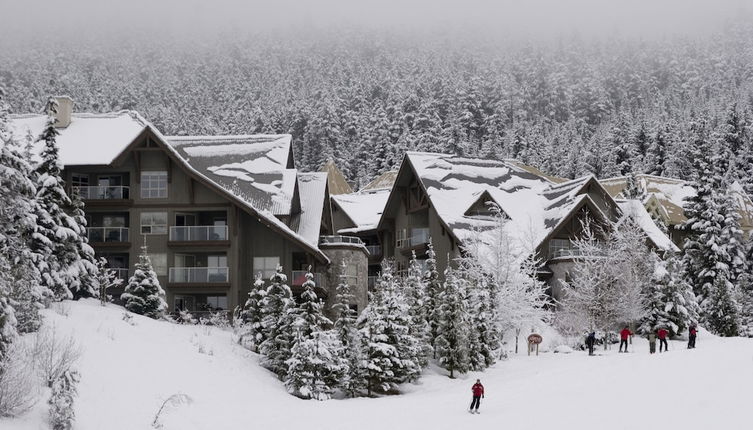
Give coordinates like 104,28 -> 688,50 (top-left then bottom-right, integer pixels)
141,171 -> 168,199
148,253 -> 167,276
396,229 -> 408,248
206,295 -> 228,310
71,173 -> 89,188
549,238 -> 572,258
253,257 -> 280,280
141,212 -> 167,235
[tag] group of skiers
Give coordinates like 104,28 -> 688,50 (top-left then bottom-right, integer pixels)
584,324 -> 699,355
467,324 -> 699,414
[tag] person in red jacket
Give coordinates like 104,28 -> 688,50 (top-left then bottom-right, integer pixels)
688,324 -> 697,349
657,327 -> 669,352
469,379 -> 484,414
619,326 -> 632,353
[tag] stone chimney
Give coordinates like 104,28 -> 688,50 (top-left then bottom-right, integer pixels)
50,96 -> 74,128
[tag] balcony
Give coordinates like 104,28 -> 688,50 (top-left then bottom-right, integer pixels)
73,186 -> 130,200
549,247 -> 607,260
169,226 -> 229,242
365,245 -> 382,257
168,267 -> 229,284
319,235 -> 364,246
87,227 -> 129,244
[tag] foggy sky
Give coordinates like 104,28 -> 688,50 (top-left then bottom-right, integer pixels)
1,0 -> 751,42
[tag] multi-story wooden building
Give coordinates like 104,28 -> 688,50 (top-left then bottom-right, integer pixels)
10,98 -> 368,316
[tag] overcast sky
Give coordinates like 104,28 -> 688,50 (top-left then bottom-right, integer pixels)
1,0 -> 751,42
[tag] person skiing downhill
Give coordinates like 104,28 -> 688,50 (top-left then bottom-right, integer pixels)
469,379 -> 484,414
619,326 -> 632,353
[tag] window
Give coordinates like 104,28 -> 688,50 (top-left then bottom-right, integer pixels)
206,295 -> 228,310
141,212 -> 167,235
141,171 -> 168,198
253,257 -> 280,279
71,173 -> 89,188
396,229 -> 408,248
148,253 -> 167,276
549,238 -> 572,258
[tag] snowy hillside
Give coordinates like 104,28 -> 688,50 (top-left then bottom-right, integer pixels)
2,300 -> 751,430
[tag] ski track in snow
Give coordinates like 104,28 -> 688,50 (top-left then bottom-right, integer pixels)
1,300 -> 751,430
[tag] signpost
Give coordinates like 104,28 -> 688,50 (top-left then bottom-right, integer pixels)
527,333 -> 543,356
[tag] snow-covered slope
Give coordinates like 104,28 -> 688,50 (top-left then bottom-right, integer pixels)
2,300 -> 751,430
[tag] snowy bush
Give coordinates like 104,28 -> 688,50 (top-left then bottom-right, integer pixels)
48,369 -> 79,430
0,343 -> 38,417
121,243 -> 167,319
177,310 -> 197,325
29,326 -> 82,387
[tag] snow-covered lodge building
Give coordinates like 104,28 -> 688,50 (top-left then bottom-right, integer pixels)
9,97 -> 369,316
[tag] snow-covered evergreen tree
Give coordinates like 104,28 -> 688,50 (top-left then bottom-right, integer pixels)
120,242 -> 167,319
640,253 -> 700,336
359,261 -> 420,394
434,266 -> 470,378
48,369 -> 79,430
259,266 -> 295,379
403,252 -> 432,368
68,192 -> 98,300
238,273 -> 267,352
284,268 -> 341,400
705,273 -> 740,337
331,262 -> 366,397
422,240 -> 443,355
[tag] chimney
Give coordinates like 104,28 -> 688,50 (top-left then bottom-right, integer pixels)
50,95 -> 74,128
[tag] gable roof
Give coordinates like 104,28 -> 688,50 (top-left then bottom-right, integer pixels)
9,112 -> 329,263
320,160 -> 353,195
361,170 -> 398,192
166,135 -> 296,216
332,189 -> 391,234
8,111 -> 148,166
616,199 -> 680,252
599,174 -> 694,226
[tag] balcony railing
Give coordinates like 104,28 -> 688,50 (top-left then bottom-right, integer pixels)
169,226 -> 229,242
410,228 -> 431,247
366,245 -> 382,257
550,248 -> 607,259
168,267 -> 229,283
73,186 -> 130,200
87,227 -> 129,243
319,235 -> 364,246
291,270 -> 324,288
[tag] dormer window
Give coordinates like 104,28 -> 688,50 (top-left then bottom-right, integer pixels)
141,171 -> 168,198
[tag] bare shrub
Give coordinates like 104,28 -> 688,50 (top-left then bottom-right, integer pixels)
29,326 -> 82,387
0,344 -> 39,417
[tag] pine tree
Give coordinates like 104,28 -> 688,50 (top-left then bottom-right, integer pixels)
737,258 -> 753,337
68,192 -> 99,299
238,274 -> 267,352
284,268 -> 341,400
640,253 -> 700,336
705,273 -> 740,337
404,252 -> 432,369
331,262 -> 366,397
48,369 -> 80,430
120,242 -> 167,319
259,266 -> 295,379
434,266 -> 470,378
422,240 -> 443,356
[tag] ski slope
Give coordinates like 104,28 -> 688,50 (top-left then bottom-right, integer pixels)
2,300 -> 751,430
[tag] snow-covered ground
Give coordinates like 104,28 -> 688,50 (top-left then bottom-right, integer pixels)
2,300 -> 751,430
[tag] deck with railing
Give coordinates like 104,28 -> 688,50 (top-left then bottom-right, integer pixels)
365,245 -> 382,257
169,226 -> 229,242
87,227 -> 129,243
168,267 -> 229,283
290,270 -> 324,288
318,235 -> 364,246
73,186 -> 130,200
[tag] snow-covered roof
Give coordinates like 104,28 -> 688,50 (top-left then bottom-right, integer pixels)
616,199 -> 680,252
332,189 -> 390,234
8,111 -> 148,165
600,174 -> 694,225
294,172 -> 329,246
320,160 -> 353,195
166,135 -> 296,216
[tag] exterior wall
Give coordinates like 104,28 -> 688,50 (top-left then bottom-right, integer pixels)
320,245 -> 369,320
67,132 -> 324,315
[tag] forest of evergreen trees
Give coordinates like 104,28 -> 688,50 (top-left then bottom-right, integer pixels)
3,23 -> 753,187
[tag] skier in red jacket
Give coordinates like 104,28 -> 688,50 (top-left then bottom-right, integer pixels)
657,327 -> 669,352
688,324 -> 697,349
469,379 -> 484,414
619,326 -> 632,353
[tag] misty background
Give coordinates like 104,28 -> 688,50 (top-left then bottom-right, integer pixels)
2,0 -> 753,187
